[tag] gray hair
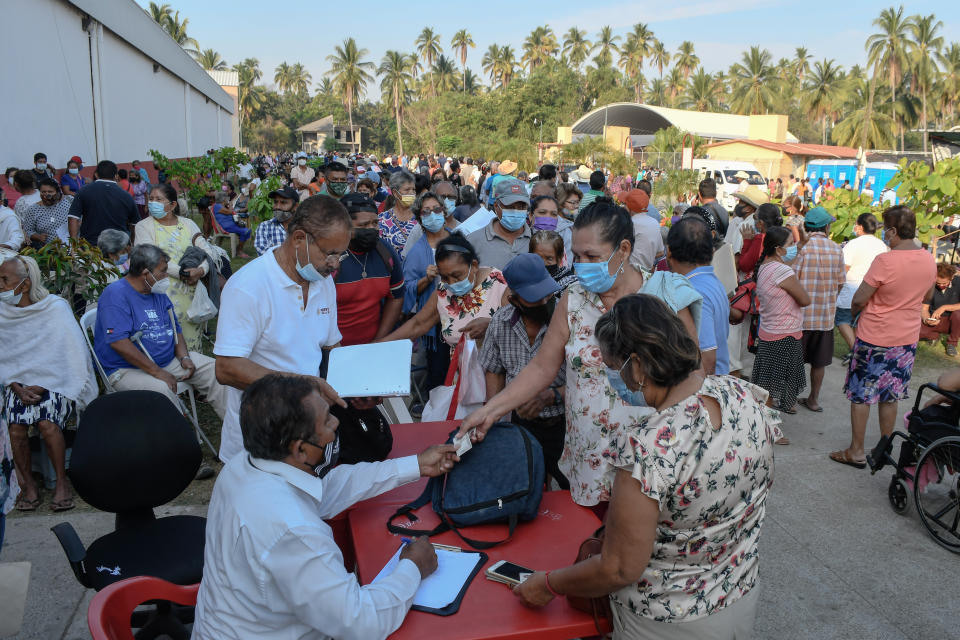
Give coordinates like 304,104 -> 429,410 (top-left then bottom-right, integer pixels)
97,229 -> 130,256
2,255 -> 49,303
215,191 -> 231,204
128,244 -> 169,277
411,191 -> 442,219
388,168 -> 415,192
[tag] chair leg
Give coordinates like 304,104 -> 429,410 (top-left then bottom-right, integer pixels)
230,234 -> 237,258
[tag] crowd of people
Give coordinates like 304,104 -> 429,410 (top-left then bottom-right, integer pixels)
0,147 -> 948,639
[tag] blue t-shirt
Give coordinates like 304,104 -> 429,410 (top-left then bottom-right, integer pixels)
94,279 -> 181,376
646,202 -> 661,223
686,266 -> 731,375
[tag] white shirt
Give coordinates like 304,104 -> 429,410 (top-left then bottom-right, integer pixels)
837,234 -> 888,308
214,250 -> 342,460
193,454 -> 422,640
13,191 -> 41,224
725,213 -> 754,256
629,213 -> 664,270
0,206 -> 24,250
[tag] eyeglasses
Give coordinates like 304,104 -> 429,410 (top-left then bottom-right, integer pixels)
421,207 -> 444,215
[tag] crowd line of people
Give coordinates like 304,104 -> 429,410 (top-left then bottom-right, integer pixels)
0,147 -> 948,639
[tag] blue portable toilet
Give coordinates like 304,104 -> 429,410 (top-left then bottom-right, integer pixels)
860,162 -> 900,205
833,161 -> 857,187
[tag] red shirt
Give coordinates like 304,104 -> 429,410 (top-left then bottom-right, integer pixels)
334,244 -> 405,346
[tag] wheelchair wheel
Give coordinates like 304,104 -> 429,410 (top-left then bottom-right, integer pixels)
888,476 -> 912,515
913,436 -> 960,553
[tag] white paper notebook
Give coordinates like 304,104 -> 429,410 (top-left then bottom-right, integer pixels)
326,340 -> 412,397
372,545 -> 483,610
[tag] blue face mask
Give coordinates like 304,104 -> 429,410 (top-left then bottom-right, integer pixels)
499,208 -> 527,232
295,236 -> 325,282
445,267 -> 475,297
147,201 -> 167,218
606,358 -> 648,407
574,249 -> 623,294
444,198 -> 457,215
421,212 -> 445,233
783,245 -> 798,261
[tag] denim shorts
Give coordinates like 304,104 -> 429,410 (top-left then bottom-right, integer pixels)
835,307 -> 858,327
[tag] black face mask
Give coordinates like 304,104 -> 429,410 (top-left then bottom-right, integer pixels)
545,264 -> 560,277
350,228 -> 379,253
513,296 -> 555,326
311,434 -> 340,479
733,204 -> 747,219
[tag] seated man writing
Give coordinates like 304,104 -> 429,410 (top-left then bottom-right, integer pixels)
193,374 -> 459,639
93,243 -> 227,418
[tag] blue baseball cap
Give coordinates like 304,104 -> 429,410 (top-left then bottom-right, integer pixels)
805,206 -> 835,228
503,253 -> 560,303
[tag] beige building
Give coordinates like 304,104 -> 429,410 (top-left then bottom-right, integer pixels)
206,70 -> 240,149
296,116 -> 362,153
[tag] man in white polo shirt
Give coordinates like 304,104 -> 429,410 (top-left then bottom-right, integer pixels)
214,195 -> 350,461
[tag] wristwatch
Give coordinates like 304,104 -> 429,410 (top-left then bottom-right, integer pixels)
179,355 -> 192,365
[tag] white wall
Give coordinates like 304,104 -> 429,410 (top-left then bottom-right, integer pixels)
0,0 -> 236,169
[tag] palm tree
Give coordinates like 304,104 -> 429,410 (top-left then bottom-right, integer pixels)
793,47 -> 812,82
289,63 -> 312,95
462,68 -> 480,95
866,6 -> 913,150
651,39 -> 670,80
315,77 -> 334,98
522,26 -> 559,72
496,46 -> 518,87
645,78 -> 667,106
148,2 -> 172,25
274,62 -> 292,93
326,38 -> 374,153
909,14 -> 943,153
562,28 -> 591,71
620,23 -> 654,102
482,44 -> 501,85
729,46 -> 776,115
936,43 -> 960,125
196,48 -> 227,71
833,76 -> 896,148
431,55 -> 458,93
378,51 -> 415,156
675,41 -> 699,81
164,10 -> 199,56
681,67 -> 719,111
804,59 -> 842,144
450,29 -> 475,92
592,26 -> 620,68
665,67 -> 685,106
415,27 -> 443,96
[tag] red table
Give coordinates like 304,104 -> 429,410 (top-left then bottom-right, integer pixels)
365,421 -> 460,506
349,491 -> 610,640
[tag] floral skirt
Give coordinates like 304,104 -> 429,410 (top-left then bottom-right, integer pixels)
751,336 -> 806,411
3,387 -> 73,437
844,339 -> 917,405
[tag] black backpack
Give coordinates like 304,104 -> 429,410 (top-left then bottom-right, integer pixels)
330,404 -> 393,464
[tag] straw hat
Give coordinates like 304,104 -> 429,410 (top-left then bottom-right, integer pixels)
733,185 -> 769,208
498,160 -> 518,175
575,164 -> 592,181
734,170 -> 750,180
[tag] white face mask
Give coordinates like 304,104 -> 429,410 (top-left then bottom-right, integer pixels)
36,162 -> 46,171
0,279 -> 25,306
298,159 -> 307,166
146,272 -> 170,295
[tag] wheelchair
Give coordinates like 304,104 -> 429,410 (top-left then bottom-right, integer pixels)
866,383 -> 960,553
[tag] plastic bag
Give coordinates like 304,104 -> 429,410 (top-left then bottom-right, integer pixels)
187,285 -> 218,322
421,337 -> 484,421
458,338 -> 487,406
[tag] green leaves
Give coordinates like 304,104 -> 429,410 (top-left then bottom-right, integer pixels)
148,147 -> 249,207
887,157 -> 960,244
21,238 -> 118,319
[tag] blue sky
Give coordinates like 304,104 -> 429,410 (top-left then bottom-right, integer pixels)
138,0 -> 959,99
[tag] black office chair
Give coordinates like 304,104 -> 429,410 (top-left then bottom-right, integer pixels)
51,391 -> 206,593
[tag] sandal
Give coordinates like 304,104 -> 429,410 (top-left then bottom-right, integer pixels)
50,497 -> 75,512
778,405 -> 798,415
829,450 -> 866,469
775,436 -> 791,445
799,398 -> 824,413
15,496 -> 40,512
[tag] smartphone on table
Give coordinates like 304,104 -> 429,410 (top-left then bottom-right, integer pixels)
485,560 -> 535,586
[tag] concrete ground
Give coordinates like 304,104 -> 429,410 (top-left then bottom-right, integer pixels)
2,360 -> 959,639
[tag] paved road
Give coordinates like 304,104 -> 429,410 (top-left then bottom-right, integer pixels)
3,362 -> 958,639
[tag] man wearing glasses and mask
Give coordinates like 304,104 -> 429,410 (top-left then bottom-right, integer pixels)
253,186 -> 299,256
214,195 -> 349,462
194,374 -> 459,639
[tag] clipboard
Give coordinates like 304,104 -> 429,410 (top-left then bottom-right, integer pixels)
372,544 -> 487,616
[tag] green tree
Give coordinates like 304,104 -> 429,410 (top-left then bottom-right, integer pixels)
163,10 -> 199,56
562,28 -> 591,71
415,27 -> 443,96
326,38 -> 374,153
680,67 -> 719,111
430,55 -> 458,94
196,48 -> 226,71
450,29 -> 475,92
793,46 -> 812,83
645,77 -> 667,106
729,46 -> 776,115
289,63 -> 312,95
936,43 -> 960,125
379,51 -> 415,156
462,69 -> 480,95
804,58 -> 842,144
909,14 -> 943,153
482,44 -> 501,86
522,26 -> 559,72
620,24 -> 654,103
665,66 -> 685,106
592,26 -> 620,68
675,41 -> 699,81
866,6 -> 913,150
148,2 -> 172,26
650,39 -> 670,80
274,62 -> 292,94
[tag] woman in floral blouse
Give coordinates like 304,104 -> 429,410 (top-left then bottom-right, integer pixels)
381,233 -> 507,349
377,168 -> 419,256
460,198 -> 701,515
514,294 -> 778,639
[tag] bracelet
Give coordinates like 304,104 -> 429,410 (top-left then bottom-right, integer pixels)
543,571 -> 561,597
179,355 -> 192,364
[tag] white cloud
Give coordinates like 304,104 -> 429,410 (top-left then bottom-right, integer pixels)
547,0 -> 775,35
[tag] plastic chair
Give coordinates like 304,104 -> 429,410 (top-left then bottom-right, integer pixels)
208,212 -> 238,258
88,576 -> 199,640
79,309 -> 217,458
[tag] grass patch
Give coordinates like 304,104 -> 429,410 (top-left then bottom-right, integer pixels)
833,327 -> 957,380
